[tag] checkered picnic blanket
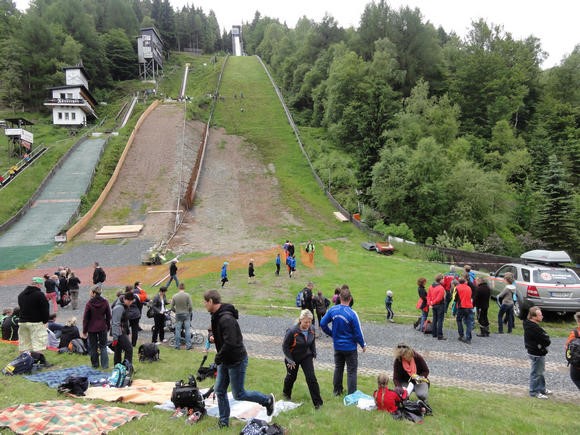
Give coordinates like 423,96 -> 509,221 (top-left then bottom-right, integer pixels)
0,400 -> 145,434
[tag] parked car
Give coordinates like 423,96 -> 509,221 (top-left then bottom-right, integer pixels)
361,241 -> 395,255
488,250 -> 580,319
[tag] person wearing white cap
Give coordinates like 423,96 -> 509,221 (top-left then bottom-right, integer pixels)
18,277 -> 50,355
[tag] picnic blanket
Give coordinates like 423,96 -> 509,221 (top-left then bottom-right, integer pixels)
155,391 -> 302,424
25,365 -> 108,388
0,399 -> 145,434
84,379 -> 175,404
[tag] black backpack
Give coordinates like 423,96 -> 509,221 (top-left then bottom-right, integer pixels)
138,343 -> 160,362
241,418 -> 284,435
566,329 -> 580,367
57,376 -> 89,396
171,376 -> 206,413
2,352 -> 35,375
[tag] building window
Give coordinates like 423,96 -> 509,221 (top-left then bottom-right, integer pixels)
58,112 -> 63,120
66,93 -> 73,99
60,93 -> 66,99
65,113 -> 69,120
71,113 -> 76,120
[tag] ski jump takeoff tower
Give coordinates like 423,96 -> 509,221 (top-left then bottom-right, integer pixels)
137,27 -> 164,81
232,25 -> 243,56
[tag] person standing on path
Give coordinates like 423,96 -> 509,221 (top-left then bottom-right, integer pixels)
565,311 -> 580,389
18,277 -> 50,359
313,290 -> 330,328
523,306 -> 551,399
474,277 -> 491,337
151,287 -> 168,344
111,291 -> 134,365
300,282 -> 315,320
203,289 -> 275,429
171,283 -> 193,350
282,309 -> 323,409
43,274 -> 58,314
454,277 -> 474,344
92,262 -> 106,288
427,274 -> 446,340
67,272 -> 81,310
166,260 -> 179,288
221,262 -> 229,287
416,278 -> 429,332
320,285 -> 367,396
82,286 -> 111,369
497,273 -> 515,334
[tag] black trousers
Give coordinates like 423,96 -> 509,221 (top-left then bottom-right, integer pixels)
283,355 -> 323,407
152,314 -> 166,342
129,318 -> 140,347
113,334 -> 133,365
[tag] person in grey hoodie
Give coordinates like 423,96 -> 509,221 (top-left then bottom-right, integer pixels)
111,291 -> 134,365
82,286 -> 111,369
497,272 -> 515,333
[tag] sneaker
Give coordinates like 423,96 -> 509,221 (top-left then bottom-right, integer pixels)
438,337 -> 447,340
162,339 -> 168,343
543,389 -> 553,395
266,393 -> 275,416
314,403 -> 323,410
186,410 -> 202,424
458,336 -> 464,342
282,394 -> 291,401
535,393 -> 549,399
171,408 -> 185,418
388,319 -> 395,323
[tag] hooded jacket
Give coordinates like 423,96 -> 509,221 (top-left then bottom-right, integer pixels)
210,303 -> 247,365
523,319 -> 551,356
82,294 -> 111,334
320,304 -> 366,352
18,285 -> 50,323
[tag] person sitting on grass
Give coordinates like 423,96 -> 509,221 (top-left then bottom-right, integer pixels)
374,373 -> 407,414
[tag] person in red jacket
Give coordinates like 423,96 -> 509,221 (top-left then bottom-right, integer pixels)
454,277 -> 474,344
427,274 -> 446,340
374,373 -> 407,413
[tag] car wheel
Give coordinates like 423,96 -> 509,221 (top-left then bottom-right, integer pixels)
513,297 -> 527,319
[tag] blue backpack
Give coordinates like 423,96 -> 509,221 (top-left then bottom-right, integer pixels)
2,351 -> 35,376
109,360 -> 133,387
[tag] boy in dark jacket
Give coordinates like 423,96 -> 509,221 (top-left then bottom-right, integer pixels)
203,290 -> 275,428
523,306 -> 551,399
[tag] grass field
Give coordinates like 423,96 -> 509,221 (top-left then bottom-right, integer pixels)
1,342 -> 578,434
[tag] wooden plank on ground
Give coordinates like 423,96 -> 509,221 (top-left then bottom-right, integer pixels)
333,211 -> 349,222
95,225 -> 143,239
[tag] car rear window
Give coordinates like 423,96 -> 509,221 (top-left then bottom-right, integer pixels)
533,269 -> 580,285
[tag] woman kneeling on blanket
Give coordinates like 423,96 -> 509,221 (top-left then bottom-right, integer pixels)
393,343 -> 430,402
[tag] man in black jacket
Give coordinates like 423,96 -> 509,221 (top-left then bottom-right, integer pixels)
18,277 -> 50,357
203,290 -> 275,428
474,277 -> 491,337
523,306 -> 551,399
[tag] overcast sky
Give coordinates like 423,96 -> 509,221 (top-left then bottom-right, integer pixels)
14,0 -> 580,68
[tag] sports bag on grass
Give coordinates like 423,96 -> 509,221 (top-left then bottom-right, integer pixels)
2,351 -> 34,376
68,338 -> 88,355
171,376 -> 206,412
57,375 -> 89,396
138,343 -> 160,362
241,418 -> 284,435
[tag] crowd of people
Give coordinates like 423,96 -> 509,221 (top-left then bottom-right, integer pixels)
3,252 -> 579,430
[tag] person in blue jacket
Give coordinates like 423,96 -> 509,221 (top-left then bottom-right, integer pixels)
221,262 -> 229,287
320,285 -> 366,396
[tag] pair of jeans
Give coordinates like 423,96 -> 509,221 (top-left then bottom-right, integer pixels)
174,312 -> 191,349
166,274 -> 179,288
498,304 -> 514,333
418,310 -> 429,331
333,349 -> 358,395
113,334 -> 133,365
88,330 -> 109,369
283,355 -> 323,406
215,356 -> 269,427
528,354 -> 546,396
456,308 -> 474,340
431,304 -> 445,338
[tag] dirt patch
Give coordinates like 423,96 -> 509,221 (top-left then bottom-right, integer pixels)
78,102 -> 301,256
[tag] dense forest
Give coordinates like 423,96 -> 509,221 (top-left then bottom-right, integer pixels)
0,0 -> 578,260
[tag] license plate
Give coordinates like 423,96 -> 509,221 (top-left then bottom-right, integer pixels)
550,292 -> 571,298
